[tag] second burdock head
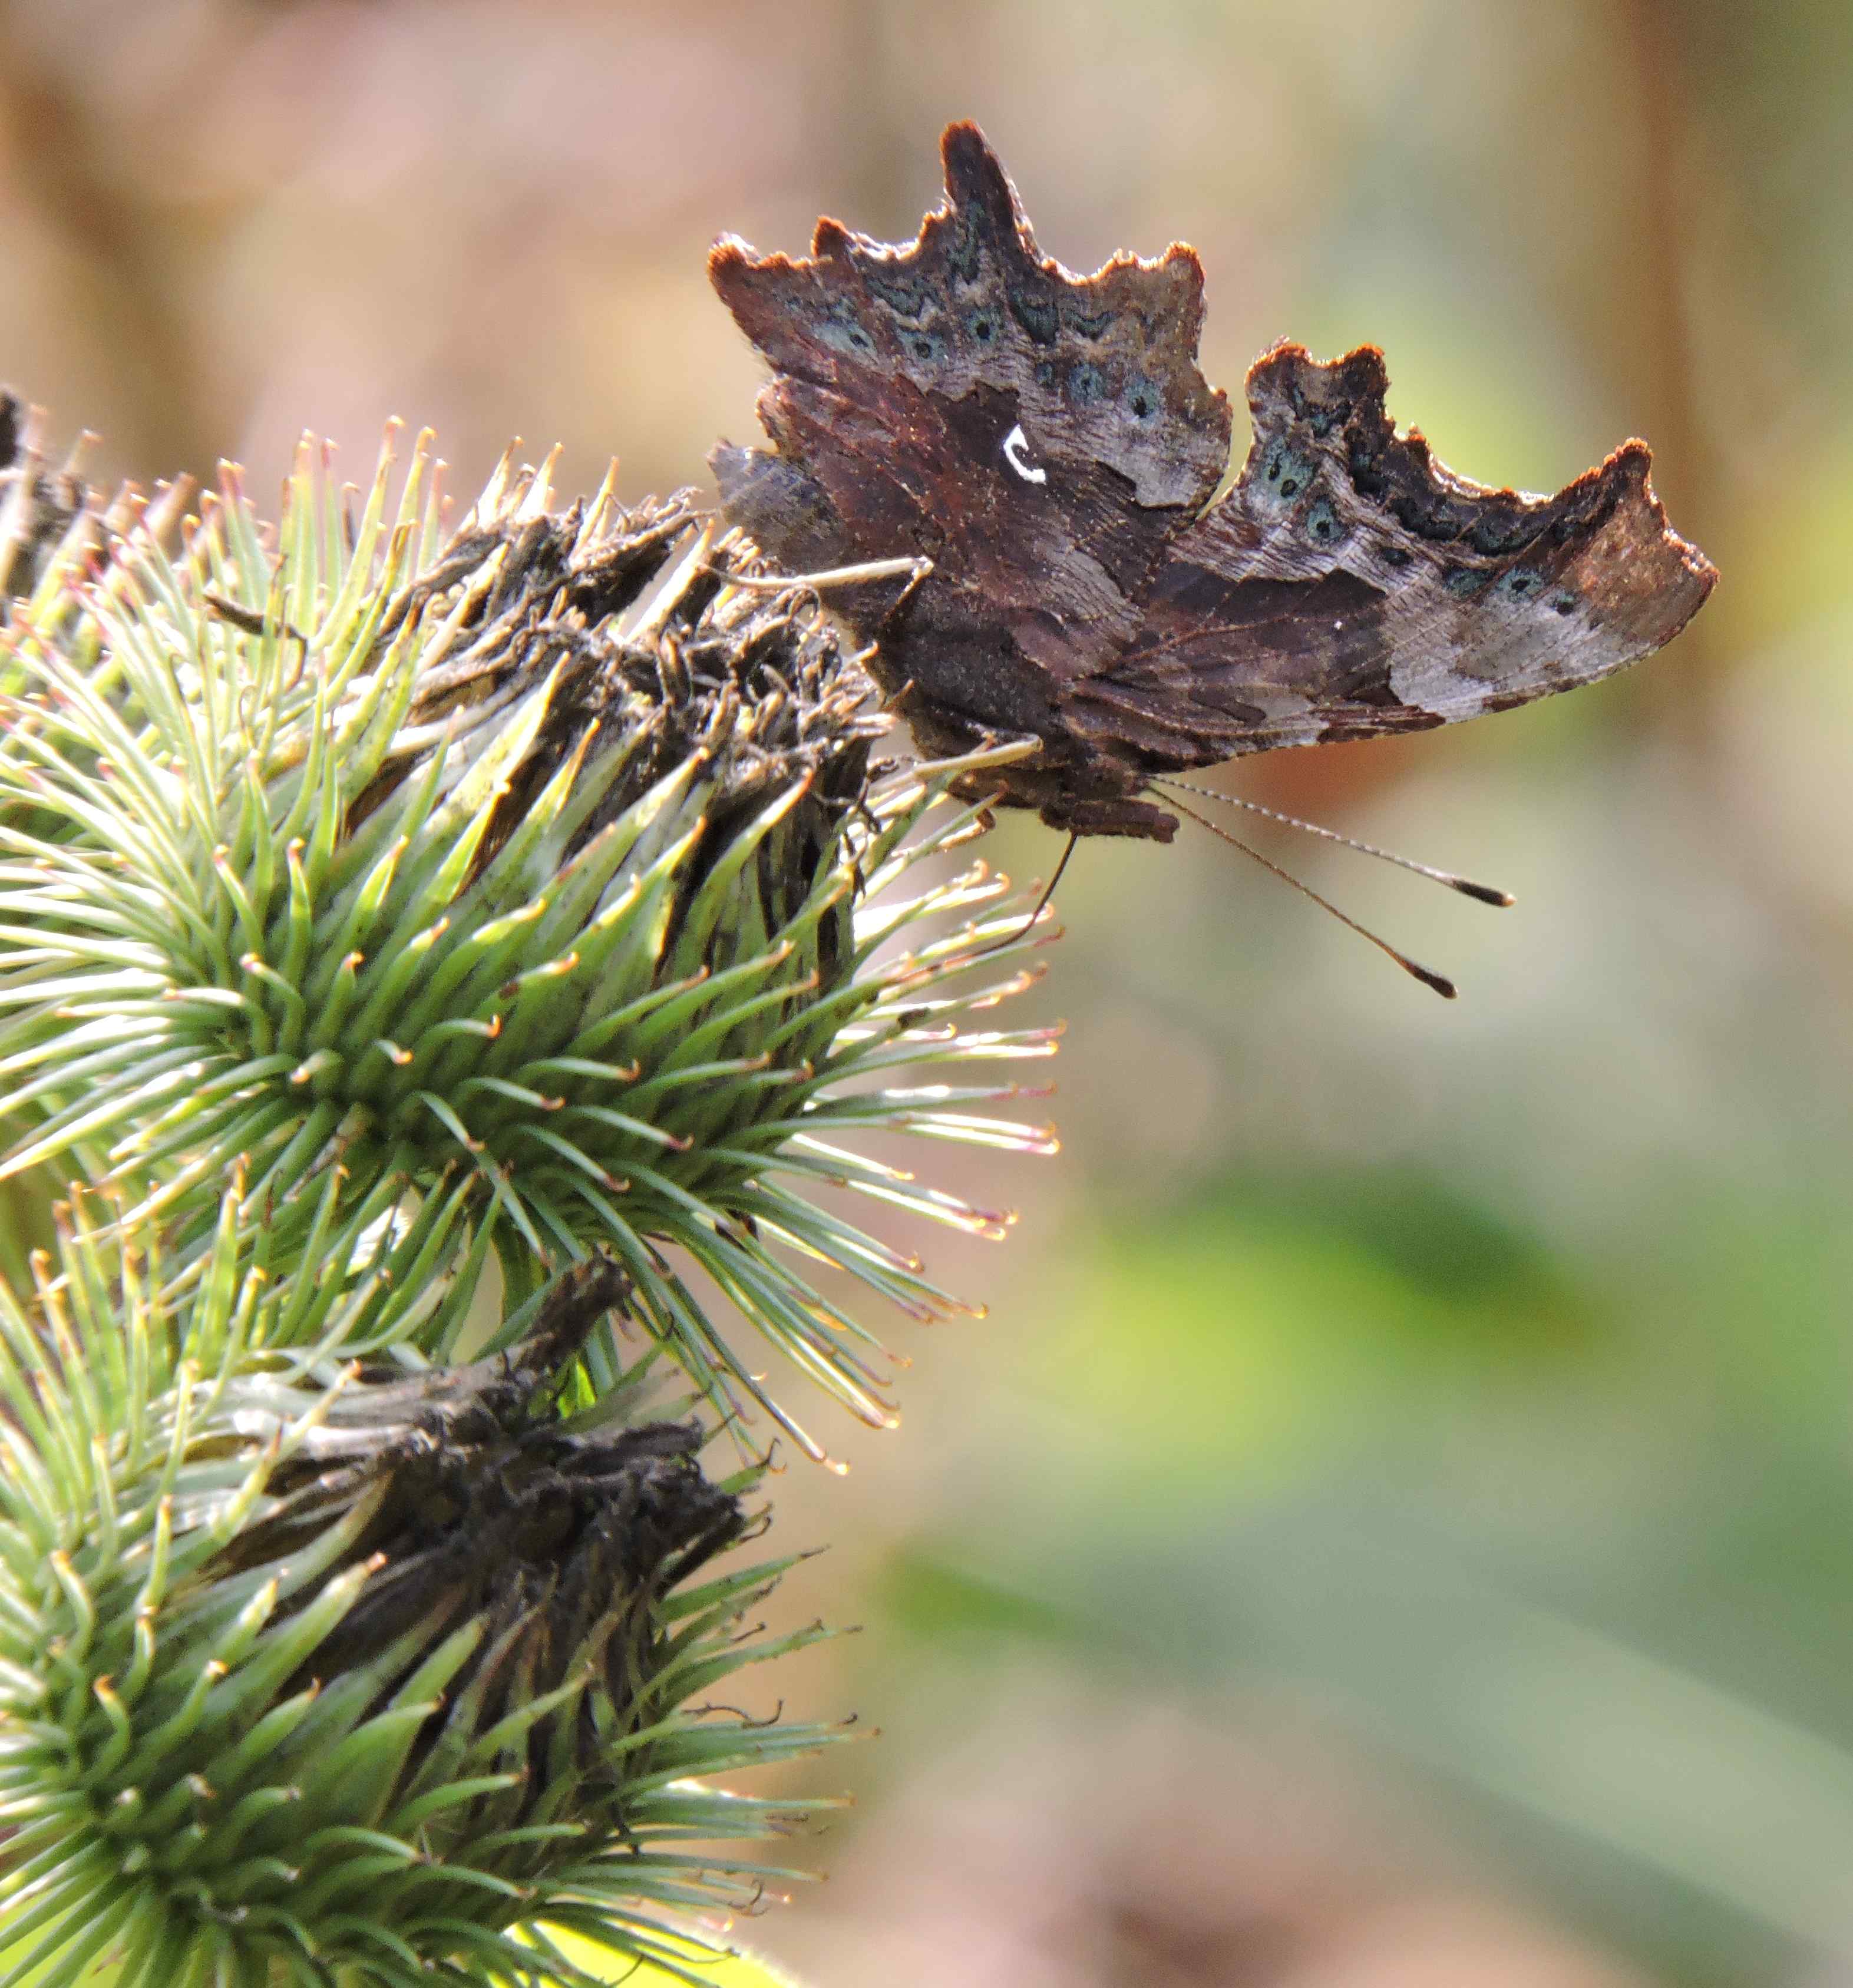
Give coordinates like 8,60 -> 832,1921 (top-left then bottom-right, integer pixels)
0,1202 -> 837,1988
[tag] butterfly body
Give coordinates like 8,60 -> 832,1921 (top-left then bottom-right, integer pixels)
710,124 -> 1715,841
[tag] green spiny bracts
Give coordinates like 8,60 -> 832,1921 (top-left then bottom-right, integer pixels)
0,1203 -> 841,1988
0,421 -> 1060,1457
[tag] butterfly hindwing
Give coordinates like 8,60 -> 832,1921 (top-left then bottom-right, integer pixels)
1062,343 -> 1716,769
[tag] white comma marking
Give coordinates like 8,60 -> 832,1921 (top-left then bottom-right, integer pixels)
1002,423 -> 1047,485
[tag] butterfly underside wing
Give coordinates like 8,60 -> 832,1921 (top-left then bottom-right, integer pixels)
710,124 -> 1716,841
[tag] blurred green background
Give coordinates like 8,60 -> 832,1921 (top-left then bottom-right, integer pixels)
5,2 -> 1853,1982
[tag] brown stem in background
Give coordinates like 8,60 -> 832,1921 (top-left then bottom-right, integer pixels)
1612,0 -> 1719,696
0,28 -> 244,479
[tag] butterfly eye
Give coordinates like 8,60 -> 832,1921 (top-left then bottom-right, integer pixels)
1125,375 -> 1161,422
969,313 -> 997,343
1444,565 -> 1492,597
906,333 -> 944,363
1067,363 -> 1108,406
1503,568 -> 1541,598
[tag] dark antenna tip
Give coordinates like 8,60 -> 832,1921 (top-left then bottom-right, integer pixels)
1400,957 -> 1459,1000
1154,776 -> 1513,909
1164,789 -> 1465,1002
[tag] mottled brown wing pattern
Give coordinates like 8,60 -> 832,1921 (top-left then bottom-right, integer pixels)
709,123 -> 1716,840
1063,343 -> 1716,770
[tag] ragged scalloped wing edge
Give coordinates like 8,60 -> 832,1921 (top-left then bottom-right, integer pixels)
1243,338 -> 1717,647
707,121 -> 1213,361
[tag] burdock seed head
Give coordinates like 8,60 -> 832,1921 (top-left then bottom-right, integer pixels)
0,1196 -> 838,1988
0,418 -> 1061,1457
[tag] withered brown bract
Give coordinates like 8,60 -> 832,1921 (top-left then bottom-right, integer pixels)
710,123 -> 1716,842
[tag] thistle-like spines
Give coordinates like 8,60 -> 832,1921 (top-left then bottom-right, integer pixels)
0,419 -> 1059,1453
0,1212 -> 837,1988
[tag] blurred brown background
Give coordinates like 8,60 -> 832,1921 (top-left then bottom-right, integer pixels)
7,2 -> 1853,1983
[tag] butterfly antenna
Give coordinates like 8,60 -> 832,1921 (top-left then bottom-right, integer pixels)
962,831 -> 1076,964
1154,776 -> 1512,907
1164,791 -> 1458,999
